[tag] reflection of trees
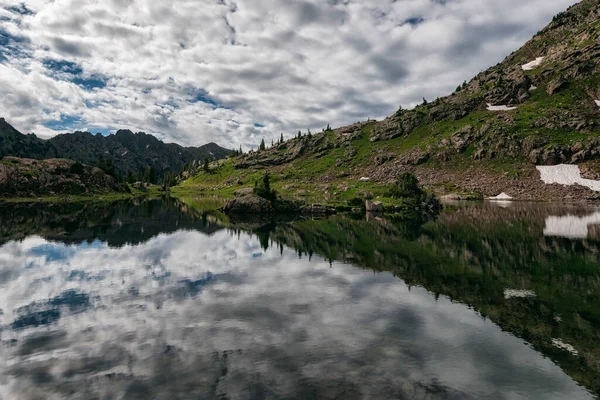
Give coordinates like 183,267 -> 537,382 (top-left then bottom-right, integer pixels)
238,208 -> 600,397
0,198 -> 226,247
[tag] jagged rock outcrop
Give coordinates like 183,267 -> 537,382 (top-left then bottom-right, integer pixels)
0,157 -> 127,197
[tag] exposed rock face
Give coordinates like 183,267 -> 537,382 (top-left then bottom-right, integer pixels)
0,157 -> 126,197
365,200 -> 384,212
223,194 -> 273,214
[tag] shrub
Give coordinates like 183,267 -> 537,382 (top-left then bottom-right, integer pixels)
388,173 -> 425,199
254,172 -> 277,201
69,161 -> 85,175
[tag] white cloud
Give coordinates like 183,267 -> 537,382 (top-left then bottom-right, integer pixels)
0,0 -> 579,148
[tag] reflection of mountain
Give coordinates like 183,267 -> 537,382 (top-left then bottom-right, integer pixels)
544,211 -> 600,239
0,198 -> 226,247
235,204 -> 600,397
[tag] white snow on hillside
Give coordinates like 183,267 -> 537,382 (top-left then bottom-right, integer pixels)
487,104 -> 517,111
543,211 -> 600,239
504,289 -> 536,299
521,57 -> 544,71
551,338 -> 578,356
536,164 -> 600,191
121,151 -> 128,156
530,85 -> 538,90
595,100 -> 600,107
489,192 -> 513,200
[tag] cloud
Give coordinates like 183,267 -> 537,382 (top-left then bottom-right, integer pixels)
0,0 -> 579,148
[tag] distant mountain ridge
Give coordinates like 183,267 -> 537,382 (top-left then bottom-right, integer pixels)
0,118 -> 233,179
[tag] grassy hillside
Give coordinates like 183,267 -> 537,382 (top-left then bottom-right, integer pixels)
178,0 -> 600,203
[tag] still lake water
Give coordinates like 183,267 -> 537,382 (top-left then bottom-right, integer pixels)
0,199 -> 598,399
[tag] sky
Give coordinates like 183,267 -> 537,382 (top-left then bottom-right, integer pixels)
0,0 -> 579,149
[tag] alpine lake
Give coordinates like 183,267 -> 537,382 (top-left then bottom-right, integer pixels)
0,197 -> 598,399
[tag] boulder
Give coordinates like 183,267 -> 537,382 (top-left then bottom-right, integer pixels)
547,78 -> 566,95
222,194 -> 273,214
365,200 -> 384,212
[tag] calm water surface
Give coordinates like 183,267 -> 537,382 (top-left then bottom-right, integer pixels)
0,199 -> 598,399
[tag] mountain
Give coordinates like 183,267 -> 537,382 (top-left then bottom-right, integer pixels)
180,0 -> 600,202
0,118 -> 234,180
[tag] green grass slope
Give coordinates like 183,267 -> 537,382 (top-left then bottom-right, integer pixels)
179,0 -> 600,203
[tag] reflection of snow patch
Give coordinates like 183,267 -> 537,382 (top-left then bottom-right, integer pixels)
537,164 -> 600,191
487,104 -> 517,111
543,211 -> 600,239
551,338 -> 578,356
504,289 -> 536,299
489,193 -> 513,200
359,177 -> 370,181
522,57 -> 544,71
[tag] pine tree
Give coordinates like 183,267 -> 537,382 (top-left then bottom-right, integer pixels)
280,133 -> 284,144
326,123 -> 330,131
259,138 -> 266,151
271,139 -> 274,147
203,157 -> 210,172
422,97 -> 428,105
297,130 -> 302,139
462,80 -> 467,89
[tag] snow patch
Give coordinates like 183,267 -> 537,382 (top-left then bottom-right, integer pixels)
504,289 -> 536,299
595,100 -> 600,107
543,211 -> 600,239
529,85 -> 538,91
359,177 -> 371,182
536,164 -> 600,191
489,192 -> 513,200
121,151 -> 128,156
146,145 -> 150,149
487,103 -> 517,111
521,57 -> 544,71
551,338 -> 578,356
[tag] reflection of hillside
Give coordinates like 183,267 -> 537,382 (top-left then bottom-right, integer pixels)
236,204 -> 600,397
0,198 -> 226,247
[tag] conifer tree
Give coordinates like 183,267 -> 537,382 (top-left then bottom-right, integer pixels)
259,138 -> 266,151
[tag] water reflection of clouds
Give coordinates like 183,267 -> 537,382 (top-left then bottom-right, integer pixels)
0,230 -> 592,399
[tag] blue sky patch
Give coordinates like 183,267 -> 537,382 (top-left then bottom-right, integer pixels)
0,29 -> 29,61
6,4 -> 34,16
404,17 -> 425,26
43,58 -> 108,90
253,123 -> 265,128
44,114 -> 85,131
186,88 -> 225,108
